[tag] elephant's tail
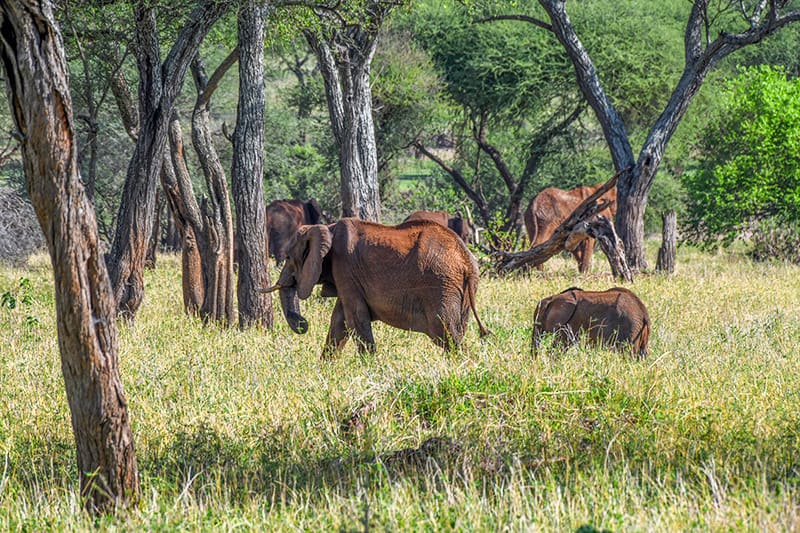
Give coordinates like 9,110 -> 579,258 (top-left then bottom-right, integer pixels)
465,275 -> 490,338
634,315 -> 650,358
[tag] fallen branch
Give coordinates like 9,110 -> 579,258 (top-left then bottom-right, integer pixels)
492,169 -> 625,273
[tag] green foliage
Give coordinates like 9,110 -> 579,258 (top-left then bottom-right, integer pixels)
684,66 -> 800,245
571,0 -> 686,128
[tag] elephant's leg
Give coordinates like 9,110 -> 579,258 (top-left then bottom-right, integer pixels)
322,300 -> 348,359
575,239 -> 594,274
344,300 -> 376,354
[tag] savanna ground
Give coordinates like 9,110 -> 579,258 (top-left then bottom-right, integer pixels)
1,243 -> 800,531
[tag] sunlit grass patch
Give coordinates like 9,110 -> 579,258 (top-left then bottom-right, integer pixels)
0,245 -> 799,530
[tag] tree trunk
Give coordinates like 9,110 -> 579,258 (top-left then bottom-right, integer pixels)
657,210 -> 677,274
144,188 -> 161,269
164,207 -> 181,252
191,53 -> 237,325
0,1 -> 139,513
161,117 -> 204,315
106,0 -> 226,321
306,25 -> 382,222
231,0 -> 272,329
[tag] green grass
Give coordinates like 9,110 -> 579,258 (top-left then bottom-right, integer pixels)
1,244 -> 799,530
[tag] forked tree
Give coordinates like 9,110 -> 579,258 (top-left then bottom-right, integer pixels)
303,1 -> 404,222
106,0 -> 227,321
515,0 -> 800,271
0,0 -> 138,513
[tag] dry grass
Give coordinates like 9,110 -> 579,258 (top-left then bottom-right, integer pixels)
0,244 -> 799,530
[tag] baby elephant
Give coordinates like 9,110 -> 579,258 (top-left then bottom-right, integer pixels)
532,287 -> 650,357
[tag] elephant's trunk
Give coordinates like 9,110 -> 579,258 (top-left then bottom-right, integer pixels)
279,285 -> 308,334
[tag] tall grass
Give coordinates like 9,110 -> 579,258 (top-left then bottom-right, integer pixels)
0,245 -> 799,530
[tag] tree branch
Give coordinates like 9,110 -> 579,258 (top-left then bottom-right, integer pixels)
473,14 -> 553,32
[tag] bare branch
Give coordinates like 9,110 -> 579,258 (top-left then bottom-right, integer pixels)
474,14 -> 553,32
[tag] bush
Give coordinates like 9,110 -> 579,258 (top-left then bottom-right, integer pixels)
683,66 -> 800,245
748,218 -> 800,264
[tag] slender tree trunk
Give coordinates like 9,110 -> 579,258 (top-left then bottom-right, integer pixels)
306,27 -> 382,221
106,0 -> 226,321
231,0 -> 272,329
0,1 -> 139,513
191,53 -> 237,325
657,210 -> 677,274
161,117 -> 204,315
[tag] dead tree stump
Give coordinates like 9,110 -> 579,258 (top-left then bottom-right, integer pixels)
656,210 -> 677,274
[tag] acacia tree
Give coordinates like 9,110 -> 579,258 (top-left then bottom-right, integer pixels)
303,1 -> 404,221
106,0 -> 227,320
397,5 -> 584,246
0,0 -> 138,512
232,0 -> 272,329
522,0 -> 800,270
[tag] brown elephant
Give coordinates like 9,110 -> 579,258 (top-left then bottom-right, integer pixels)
524,184 -> 617,273
532,287 -> 650,357
261,218 -> 490,357
266,199 -> 324,263
403,210 -> 478,245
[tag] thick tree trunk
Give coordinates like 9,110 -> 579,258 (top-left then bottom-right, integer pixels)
657,210 -> 677,274
0,1 -> 139,513
231,0 -> 272,329
106,1 -> 226,321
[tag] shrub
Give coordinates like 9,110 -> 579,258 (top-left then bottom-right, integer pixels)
748,218 -> 800,264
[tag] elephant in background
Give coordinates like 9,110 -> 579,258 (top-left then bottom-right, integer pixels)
403,210 -> 478,245
267,199 -> 324,263
524,184 -> 617,273
262,218 -> 490,357
532,287 -> 650,357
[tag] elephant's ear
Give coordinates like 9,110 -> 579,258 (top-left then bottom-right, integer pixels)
542,294 -> 578,327
450,216 -> 464,239
297,224 -> 332,299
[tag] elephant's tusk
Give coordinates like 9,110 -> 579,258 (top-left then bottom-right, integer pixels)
255,284 -> 283,293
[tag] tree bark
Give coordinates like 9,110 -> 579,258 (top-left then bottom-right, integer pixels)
160,119 -> 204,315
0,0 -> 139,513
144,188 -> 161,269
231,0 -> 272,329
191,53 -> 237,325
305,4 -> 386,222
106,0 -> 226,321
657,210 -> 677,274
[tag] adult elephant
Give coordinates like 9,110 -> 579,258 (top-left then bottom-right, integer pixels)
403,210 -> 478,245
260,218 -> 490,357
266,199 -> 323,263
524,184 -> 617,273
